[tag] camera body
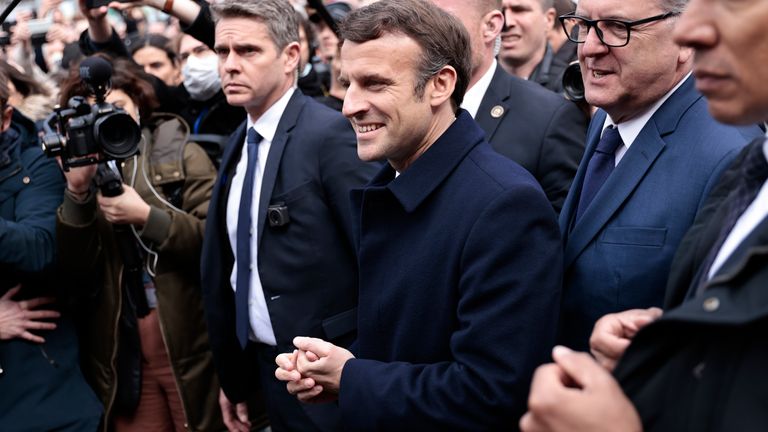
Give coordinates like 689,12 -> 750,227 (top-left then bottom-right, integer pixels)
42,57 -> 141,169
43,96 -> 141,168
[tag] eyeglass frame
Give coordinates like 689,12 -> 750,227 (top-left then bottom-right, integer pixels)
558,12 -> 679,48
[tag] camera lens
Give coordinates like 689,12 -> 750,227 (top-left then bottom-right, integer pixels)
94,112 -> 141,159
562,61 -> 585,103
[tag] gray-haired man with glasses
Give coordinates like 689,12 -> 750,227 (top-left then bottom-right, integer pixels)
555,0 -> 761,352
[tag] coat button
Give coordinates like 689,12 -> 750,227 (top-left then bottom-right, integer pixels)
692,361 -> 706,379
703,296 -> 720,312
22,176 -> 30,184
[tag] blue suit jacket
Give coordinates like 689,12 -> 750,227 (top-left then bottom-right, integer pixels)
200,91 -> 377,403
339,111 -> 562,430
557,76 -> 762,350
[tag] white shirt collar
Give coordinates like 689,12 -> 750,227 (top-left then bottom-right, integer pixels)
247,87 -> 296,142
461,60 -> 498,119
603,72 -> 692,155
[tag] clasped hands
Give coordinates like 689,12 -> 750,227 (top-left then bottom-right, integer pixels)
519,307 -> 662,432
274,337 -> 355,403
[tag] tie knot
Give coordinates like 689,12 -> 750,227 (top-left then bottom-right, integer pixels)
247,127 -> 262,147
595,126 -> 622,155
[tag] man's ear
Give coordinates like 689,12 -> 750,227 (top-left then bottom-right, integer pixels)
482,10 -> 505,44
545,7 -> 556,31
429,65 -> 457,108
1,105 -> 12,133
283,41 -> 302,74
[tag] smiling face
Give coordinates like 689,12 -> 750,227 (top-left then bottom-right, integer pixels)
673,0 -> 768,125
215,17 -> 300,120
340,34 -> 450,172
577,0 -> 691,123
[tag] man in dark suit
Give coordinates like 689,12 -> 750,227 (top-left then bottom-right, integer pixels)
520,0 -> 768,430
556,0 -> 762,351
275,0 -> 562,429
199,1 -> 376,431
433,0 -> 587,213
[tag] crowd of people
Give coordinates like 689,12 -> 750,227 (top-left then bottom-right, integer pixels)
0,0 -> 766,431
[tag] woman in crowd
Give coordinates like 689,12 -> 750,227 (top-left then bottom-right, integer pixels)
56,54 -> 223,432
129,33 -> 182,87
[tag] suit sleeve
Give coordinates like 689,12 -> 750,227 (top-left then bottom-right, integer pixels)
538,100 -> 587,213
338,184 -> 563,430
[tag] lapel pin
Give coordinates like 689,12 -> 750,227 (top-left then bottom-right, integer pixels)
491,105 -> 504,118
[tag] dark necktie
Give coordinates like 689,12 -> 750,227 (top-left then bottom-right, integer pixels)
235,127 -> 262,349
691,140 -> 768,296
575,125 -> 623,222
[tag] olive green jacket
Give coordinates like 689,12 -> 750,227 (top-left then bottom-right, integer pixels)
56,113 -> 224,431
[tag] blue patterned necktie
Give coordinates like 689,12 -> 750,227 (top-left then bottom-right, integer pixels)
235,127 -> 262,349
575,126 -> 623,222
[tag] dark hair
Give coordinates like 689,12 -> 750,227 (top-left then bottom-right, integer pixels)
59,54 -> 160,122
0,60 -> 49,98
339,0 -> 471,110
0,67 -> 8,106
129,33 -> 179,66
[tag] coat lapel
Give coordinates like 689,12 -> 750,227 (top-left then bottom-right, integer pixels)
256,91 -> 305,243
475,66 -> 509,143
564,124 -> 666,267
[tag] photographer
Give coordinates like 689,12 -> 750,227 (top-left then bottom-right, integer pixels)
55,55 -> 223,431
0,66 -> 103,431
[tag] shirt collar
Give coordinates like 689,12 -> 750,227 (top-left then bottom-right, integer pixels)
603,72 -> 692,148
461,60 -> 498,119
247,87 -> 296,142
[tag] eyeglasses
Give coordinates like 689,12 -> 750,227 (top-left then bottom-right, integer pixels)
559,12 -> 678,48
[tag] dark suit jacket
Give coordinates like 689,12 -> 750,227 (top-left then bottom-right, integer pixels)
614,139 -> 768,431
476,64 -> 587,212
557,76 -> 762,351
200,91 -> 377,404
338,111 -> 562,431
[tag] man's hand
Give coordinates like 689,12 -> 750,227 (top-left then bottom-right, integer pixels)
519,346 -> 643,432
275,337 -> 354,403
97,184 -> 151,225
590,308 -> 662,371
0,285 -> 60,343
218,389 -> 251,432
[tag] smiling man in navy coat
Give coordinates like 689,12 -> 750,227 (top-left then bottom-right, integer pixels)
556,0 -> 761,351
275,0 -> 562,430
199,0 -> 377,431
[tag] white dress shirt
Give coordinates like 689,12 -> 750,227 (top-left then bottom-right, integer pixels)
707,136 -> 768,279
225,87 -> 295,346
603,72 -> 692,166
461,60 -> 498,119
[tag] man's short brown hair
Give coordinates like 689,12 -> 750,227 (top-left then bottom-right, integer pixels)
339,0 -> 472,111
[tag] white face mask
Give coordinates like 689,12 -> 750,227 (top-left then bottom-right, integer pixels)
182,54 -> 221,101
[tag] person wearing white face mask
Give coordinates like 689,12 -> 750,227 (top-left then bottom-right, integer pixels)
181,49 -> 221,101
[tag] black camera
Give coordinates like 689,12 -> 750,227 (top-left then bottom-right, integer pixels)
562,61 -> 585,103
42,56 -> 141,170
268,203 -> 290,227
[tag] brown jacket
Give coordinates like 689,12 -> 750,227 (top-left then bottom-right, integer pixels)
57,113 -> 224,431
